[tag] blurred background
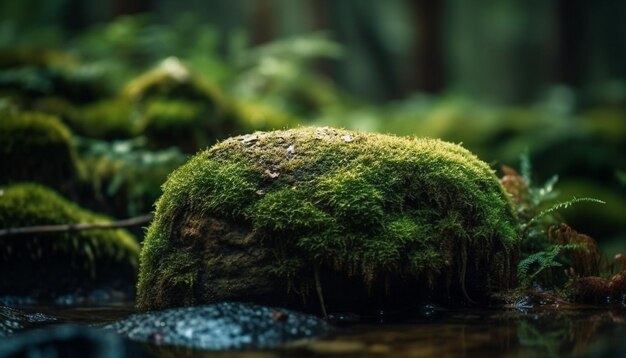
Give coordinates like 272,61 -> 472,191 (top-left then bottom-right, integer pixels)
1,0 -> 625,254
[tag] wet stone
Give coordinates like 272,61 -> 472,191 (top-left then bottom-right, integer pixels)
0,305 -> 56,337
101,302 -> 331,351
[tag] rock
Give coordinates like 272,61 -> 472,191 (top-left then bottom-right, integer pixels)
122,57 -> 229,152
137,127 -> 519,311
0,110 -> 78,190
569,276 -> 612,305
123,58 -> 296,152
0,183 -> 140,299
0,325 -> 145,357
609,270 -> 626,303
101,302 -> 330,350
0,305 -> 56,337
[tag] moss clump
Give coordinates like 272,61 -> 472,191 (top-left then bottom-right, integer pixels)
0,183 -> 140,297
34,97 -> 138,140
74,98 -> 137,139
137,98 -> 206,151
123,57 -> 225,106
137,127 -> 519,311
123,58 -> 228,151
125,58 -> 296,152
0,110 -> 78,190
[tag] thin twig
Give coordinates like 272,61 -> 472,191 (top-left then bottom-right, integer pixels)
0,214 -> 153,237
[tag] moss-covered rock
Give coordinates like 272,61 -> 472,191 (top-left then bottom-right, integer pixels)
123,57 -> 225,105
0,110 -> 78,190
123,58 -> 227,151
34,97 -> 138,140
126,58 -> 296,151
137,127 -> 519,311
137,98 -> 207,151
0,183 -> 140,297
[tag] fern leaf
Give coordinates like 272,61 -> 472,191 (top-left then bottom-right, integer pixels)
528,197 -> 605,225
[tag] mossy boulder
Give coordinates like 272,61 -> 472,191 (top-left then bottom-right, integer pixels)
123,57 -> 225,105
0,183 -> 140,298
32,97 -> 137,140
125,58 -> 296,151
123,58 -> 228,151
136,98 -> 208,152
137,127 -> 519,312
0,110 -> 78,191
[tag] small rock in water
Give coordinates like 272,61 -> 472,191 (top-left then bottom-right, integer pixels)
0,306 -> 56,337
101,302 -> 331,351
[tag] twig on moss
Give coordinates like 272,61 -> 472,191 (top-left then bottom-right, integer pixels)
0,214 -> 153,237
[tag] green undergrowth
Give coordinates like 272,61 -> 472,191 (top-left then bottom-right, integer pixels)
0,183 -> 140,297
504,154 -> 606,289
138,127 -> 520,309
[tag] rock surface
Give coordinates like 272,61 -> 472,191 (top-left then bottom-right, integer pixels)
0,305 -> 56,337
138,127 -> 519,311
102,302 -> 330,350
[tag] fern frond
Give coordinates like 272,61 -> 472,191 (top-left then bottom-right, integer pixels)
517,243 -> 587,287
528,197 -> 605,226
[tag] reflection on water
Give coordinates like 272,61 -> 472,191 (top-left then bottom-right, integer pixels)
8,306 -> 626,358
286,309 -> 626,358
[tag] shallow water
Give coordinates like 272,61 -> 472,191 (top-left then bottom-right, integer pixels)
6,304 -> 626,357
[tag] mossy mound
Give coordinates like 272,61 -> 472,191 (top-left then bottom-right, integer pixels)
137,98 -> 207,151
34,97 -> 137,140
0,110 -> 78,190
137,127 -> 519,311
0,183 -> 140,297
123,58 -> 228,151
123,57 -> 225,106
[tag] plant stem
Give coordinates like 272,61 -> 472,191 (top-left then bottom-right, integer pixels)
0,214 -> 153,237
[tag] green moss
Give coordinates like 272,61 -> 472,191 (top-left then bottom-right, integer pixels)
123,59 -> 298,152
0,183 -> 140,297
138,127 -> 519,309
123,57 -> 225,106
75,98 -> 137,139
33,97 -> 137,140
0,110 -> 79,190
137,98 -> 205,151
123,58 -> 233,151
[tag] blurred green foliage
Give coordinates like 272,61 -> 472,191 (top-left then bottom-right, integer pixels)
0,10 -> 624,254
75,137 -> 186,216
